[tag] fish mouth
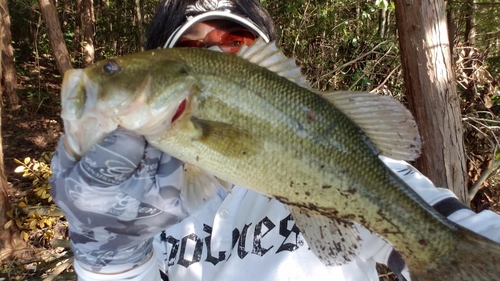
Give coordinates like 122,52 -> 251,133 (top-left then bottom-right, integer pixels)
61,69 -> 118,157
172,99 -> 187,122
61,69 -> 195,155
60,69 -> 85,121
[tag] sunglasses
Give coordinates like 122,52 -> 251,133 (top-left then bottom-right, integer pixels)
175,28 -> 256,54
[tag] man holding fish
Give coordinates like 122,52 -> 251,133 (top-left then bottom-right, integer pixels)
50,0 -> 500,280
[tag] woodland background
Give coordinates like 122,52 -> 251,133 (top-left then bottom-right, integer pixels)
0,0 -> 499,280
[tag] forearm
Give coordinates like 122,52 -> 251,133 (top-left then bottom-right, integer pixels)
50,130 -> 188,279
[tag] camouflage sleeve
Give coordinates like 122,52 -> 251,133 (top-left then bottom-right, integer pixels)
50,129 -> 188,276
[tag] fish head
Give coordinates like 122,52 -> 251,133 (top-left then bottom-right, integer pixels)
60,50 -> 198,157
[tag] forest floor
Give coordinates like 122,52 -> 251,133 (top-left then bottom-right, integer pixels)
0,58 -> 499,280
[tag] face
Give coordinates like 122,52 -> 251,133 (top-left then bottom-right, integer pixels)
175,20 -> 256,54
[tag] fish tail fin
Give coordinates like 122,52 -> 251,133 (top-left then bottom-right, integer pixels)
410,227 -> 500,281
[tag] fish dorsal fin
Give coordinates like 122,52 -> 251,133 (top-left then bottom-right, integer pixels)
181,163 -> 232,215
287,205 -> 361,266
237,38 -> 309,89
320,91 -> 421,161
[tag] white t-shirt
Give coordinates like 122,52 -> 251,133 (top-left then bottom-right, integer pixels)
74,157 -> 500,281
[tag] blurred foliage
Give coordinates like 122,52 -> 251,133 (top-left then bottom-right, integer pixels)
7,0 -> 499,96
264,0 -> 402,94
9,0 -> 159,67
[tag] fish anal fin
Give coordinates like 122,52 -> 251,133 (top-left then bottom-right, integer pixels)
287,205 -> 361,266
320,91 -> 421,161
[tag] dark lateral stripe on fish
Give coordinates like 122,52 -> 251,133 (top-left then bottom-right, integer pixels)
387,250 -> 408,281
432,197 -> 469,218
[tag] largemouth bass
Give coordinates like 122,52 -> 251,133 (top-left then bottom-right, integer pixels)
60,39 -> 500,280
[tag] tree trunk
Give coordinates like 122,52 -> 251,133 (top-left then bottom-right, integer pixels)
81,0 -> 94,66
135,0 -> 144,51
38,0 -> 73,75
394,0 -> 468,202
464,0 -> 476,46
378,7 -> 388,39
0,3 -> 27,260
74,0 -> 82,60
0,0 -> 19,109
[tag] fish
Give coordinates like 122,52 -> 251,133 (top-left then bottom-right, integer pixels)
60,38 -> 500,280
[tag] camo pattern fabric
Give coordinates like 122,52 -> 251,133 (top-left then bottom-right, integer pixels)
50,129 -> 188,274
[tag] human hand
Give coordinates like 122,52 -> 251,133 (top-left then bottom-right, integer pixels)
50,129 -> 187,274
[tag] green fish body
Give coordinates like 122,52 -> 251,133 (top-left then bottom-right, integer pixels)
61,40 -> 500,280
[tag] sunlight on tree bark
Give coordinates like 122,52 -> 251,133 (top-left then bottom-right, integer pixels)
0,0 -> 19,109
38,0 -> 73,74
395,0 -> 467,202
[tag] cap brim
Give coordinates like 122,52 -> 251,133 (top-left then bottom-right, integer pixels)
163,10 -> 270,48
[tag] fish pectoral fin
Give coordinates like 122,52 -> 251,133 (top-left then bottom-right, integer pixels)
214,177 -> 234,193
237,38 -> 310,89
192,118 -> 263,158
287,206 -> 361,266
182,164 -> 232,215
320,91 -> 421,161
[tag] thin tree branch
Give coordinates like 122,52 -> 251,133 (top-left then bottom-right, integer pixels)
319,40 -> 391,80
469,148 -> 500,202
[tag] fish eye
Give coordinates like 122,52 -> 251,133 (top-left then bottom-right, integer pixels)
102,60 -> 121,75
